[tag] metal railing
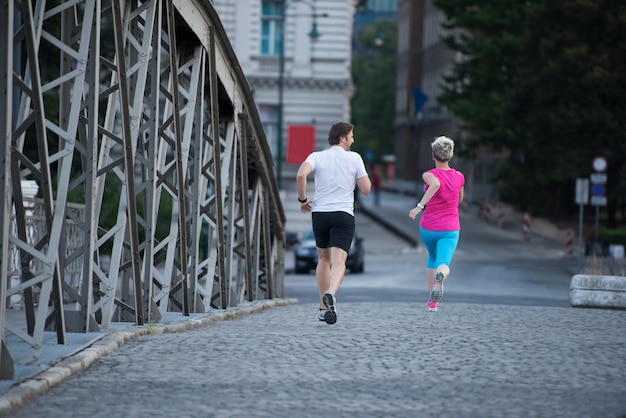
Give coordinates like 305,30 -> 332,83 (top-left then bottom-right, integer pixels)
0,0 -> 285,379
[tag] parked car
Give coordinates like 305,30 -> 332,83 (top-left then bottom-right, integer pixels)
294,228 -> 364,274
286,230 -> 300,249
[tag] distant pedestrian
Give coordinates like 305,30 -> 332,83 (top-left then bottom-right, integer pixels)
296,122 -> 372,324
371,165 -> 381,206
408,136 -> 465,312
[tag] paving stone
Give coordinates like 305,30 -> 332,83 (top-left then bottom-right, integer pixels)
2,302 -> 625,417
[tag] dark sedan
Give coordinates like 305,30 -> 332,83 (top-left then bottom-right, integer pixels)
294,228 -> 364,274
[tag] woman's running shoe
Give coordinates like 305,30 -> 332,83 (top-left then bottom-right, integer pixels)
427,298 -> 438,312
430,272 -> 445,302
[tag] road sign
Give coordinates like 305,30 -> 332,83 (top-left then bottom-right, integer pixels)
590,180 -> 607,206
575,178 -> 589,204
591,196 -> 607,206
593,156 -> 607,172
590,173 -> 607,184
589,161 -> 608,206
591,183 -> 606,196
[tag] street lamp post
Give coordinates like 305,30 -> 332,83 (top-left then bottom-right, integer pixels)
275,0 -> 327,190
276,17 -> 286,190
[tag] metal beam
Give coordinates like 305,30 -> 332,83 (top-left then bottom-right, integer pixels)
0,0 -> 15,380
2,0 -> 285,379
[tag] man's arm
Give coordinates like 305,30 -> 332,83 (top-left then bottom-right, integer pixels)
296,161 -> 313,202
356,175 -> 371,195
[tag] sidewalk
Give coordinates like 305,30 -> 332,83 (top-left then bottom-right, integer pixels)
357,180 -> 572,251
357,183 -> 421,247
0,299 -> 297,414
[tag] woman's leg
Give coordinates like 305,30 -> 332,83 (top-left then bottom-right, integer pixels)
419,227 -> 439,293
435,264 -> 451,281
435,231 -> 460,281
426,268 -> 436,291
420,229 -> 460,305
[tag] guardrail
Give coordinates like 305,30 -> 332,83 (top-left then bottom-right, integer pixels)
0,0 -> 284,378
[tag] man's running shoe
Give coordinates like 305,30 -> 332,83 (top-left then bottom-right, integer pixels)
322,291 -> 337,324
427,298 -> 438,312
430,272 -> 445,302
318,309 -> 326,321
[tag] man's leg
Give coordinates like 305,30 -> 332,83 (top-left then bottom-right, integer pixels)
319,247 -> 347,325
328,247 -> 348,295
316,247 -> 331,308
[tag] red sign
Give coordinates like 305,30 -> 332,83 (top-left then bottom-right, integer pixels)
286,125 -> 315,164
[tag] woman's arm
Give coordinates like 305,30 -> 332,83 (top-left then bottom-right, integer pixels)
418,172 -> 440,207
409,172 -> 440,219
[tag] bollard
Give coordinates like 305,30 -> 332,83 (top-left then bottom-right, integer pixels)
496,203 -> 505,228
479,200 -> 489,220
522,212 -> 531,241
570,274 -> 626,308
564,229 -> 575,257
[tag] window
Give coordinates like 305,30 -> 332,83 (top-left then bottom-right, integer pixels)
258,104 -> 279,157
261,1 -> 285,56
369,0 -> 397,12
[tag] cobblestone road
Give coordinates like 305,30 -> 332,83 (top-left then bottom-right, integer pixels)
7,302 -> 626,418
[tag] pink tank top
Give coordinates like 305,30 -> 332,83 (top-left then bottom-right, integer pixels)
420,168 -> 465,231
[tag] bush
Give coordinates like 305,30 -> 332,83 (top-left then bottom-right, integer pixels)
599,227 -> 626,247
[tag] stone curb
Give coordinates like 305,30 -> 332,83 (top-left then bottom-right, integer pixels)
0,298 -> 298,416
358,204 -> 418,248
569,274 -> 626,309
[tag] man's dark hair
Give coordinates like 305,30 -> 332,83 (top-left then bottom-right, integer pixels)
328,122 -> 354,145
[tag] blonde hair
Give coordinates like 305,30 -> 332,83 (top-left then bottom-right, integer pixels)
431,136 -> 454,162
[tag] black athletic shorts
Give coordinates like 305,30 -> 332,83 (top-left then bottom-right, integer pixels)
311,211 -> 355,253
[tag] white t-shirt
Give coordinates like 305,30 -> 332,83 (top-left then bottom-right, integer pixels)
304,146 -> 368,216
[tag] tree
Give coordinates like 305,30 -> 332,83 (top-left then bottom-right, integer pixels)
510,0 -> 626,224
434,0 -> 538,154
350,19 -> 397,166
355,0 -> 369,12
434,0 -> 626,223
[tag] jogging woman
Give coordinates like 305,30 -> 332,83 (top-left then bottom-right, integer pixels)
409,136 -> 465,312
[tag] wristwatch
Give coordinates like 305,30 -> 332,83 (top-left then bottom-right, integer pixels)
298,197 -> 307,203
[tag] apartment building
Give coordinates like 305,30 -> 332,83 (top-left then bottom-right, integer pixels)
212,0 -> 355,185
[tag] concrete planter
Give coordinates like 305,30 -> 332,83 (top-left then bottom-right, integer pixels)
570,274 -> 626,309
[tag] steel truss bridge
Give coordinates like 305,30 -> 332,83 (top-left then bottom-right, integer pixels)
0,0 -> 285,379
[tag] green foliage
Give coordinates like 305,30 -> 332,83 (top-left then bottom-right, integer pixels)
98,175 -> 122,233
98,177 -> 175,252
355,0 -> 369,12
511,0 -> 626,221
350,19 -> 397,165
434,0 -> 626,223
435,0 -> 536,154
155,191 -> 174,242
600,227 -> 626,247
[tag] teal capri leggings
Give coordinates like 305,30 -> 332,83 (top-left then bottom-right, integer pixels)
419,227 -> 460,269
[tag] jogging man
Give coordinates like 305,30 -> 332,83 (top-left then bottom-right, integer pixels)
296,122 -> 371,324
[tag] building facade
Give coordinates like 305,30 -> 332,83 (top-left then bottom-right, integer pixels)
212,0 -> 355,185
394,0 -> 493,202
